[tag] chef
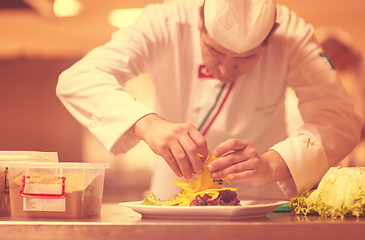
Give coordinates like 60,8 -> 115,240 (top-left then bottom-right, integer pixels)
56,0 -> 361,200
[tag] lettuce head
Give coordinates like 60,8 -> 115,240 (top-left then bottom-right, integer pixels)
290,167 -> 365,218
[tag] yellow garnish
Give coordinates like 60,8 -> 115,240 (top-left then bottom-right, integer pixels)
167,150 -> 235,206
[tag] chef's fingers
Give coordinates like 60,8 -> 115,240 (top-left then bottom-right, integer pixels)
208,141 -> 259,172
207,150 -> 246,174
226,169 -> 271,188
213,139 -> 249,157
179,134 -> 205,175
210,157 -> 254,179
171,143 -> 194,180
160,149 -> 183,178
188,127 -> 208,160
226,170 -> 255,182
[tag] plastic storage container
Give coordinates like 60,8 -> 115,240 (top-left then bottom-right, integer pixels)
7,162 -> 109,219
0,151 -> 58,215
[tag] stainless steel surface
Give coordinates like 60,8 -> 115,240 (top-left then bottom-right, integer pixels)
0,203 -> 365,240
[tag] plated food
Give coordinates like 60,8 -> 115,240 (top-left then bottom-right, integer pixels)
142,151 -> 241,206
121,151 -> 289,219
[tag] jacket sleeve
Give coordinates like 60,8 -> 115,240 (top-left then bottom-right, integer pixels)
271,7 -> 362,197
56,3 -> 172,154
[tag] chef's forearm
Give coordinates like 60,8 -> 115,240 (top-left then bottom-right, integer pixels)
125,113 -> 160,141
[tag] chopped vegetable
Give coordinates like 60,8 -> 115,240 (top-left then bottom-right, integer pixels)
142,151 -> 240,206
141,192 -> 178,206
290,166 -> 365,218
190,189 -> 241,206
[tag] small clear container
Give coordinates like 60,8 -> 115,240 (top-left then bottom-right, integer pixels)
7,162 -> 109,219
0,151 -> 58,215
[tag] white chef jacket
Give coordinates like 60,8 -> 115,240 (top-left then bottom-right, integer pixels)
56,0 -> 361,200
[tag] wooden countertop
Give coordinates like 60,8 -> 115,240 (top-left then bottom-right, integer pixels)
0,203 -> 364,240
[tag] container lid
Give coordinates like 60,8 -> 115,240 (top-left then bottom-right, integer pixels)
0,151 -> 59,164
6,162 -> 109,170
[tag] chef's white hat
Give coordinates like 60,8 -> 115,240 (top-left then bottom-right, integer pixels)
204,0 -> 276,53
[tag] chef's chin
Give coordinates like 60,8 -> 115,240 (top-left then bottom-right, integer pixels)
208,69 -> 238,83
214,74 -> 238,83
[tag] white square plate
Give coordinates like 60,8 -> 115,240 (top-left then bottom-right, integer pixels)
119,200 -> 289,220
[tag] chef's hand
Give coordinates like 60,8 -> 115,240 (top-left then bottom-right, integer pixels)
207,139 -> 292,187
126,113 -> 208,179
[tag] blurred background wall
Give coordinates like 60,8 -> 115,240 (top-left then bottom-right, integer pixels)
1,0 -> 364,202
